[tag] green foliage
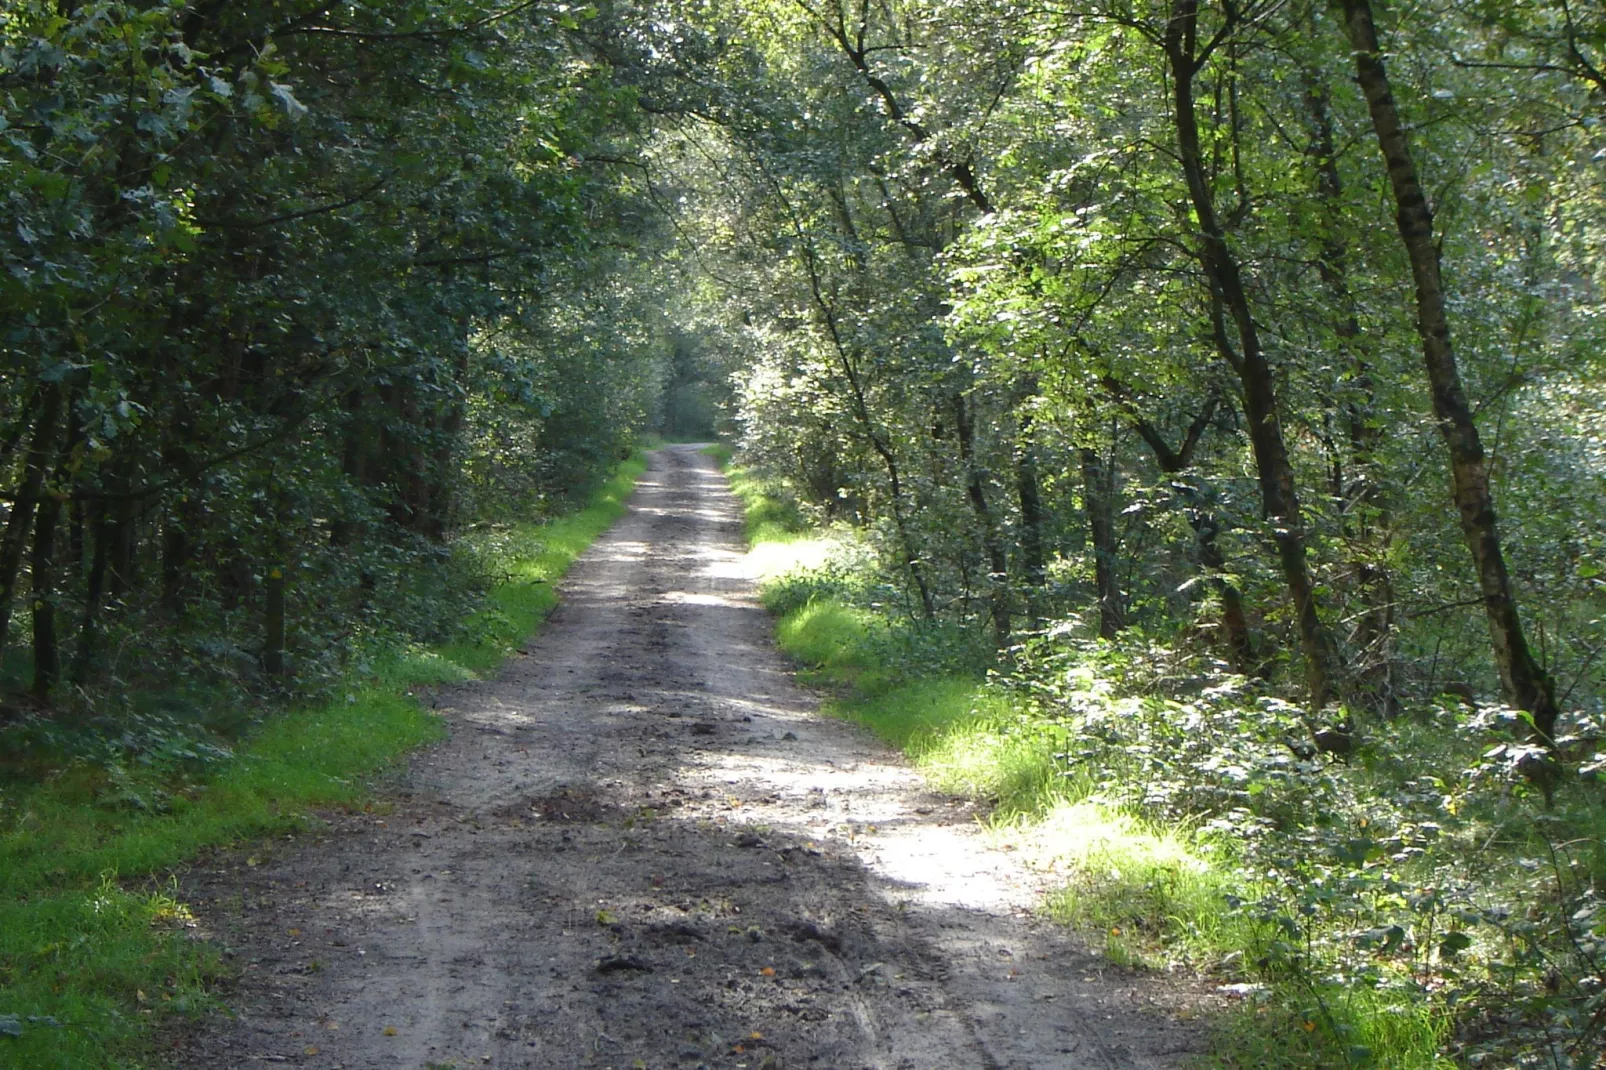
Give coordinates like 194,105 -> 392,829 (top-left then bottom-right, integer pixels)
907,687 -> 1065,815
723,463 -> 811,545
775,599 -> 880,682
443,454 -> 645,672
1007,631 -> 1606,1068
6,0 -> 1606,1064
0,0 -> 673,733
1205,985 -> 1452,1070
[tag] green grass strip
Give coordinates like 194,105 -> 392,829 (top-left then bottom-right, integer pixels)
723,456 -> 1451,1070
0,453 -> 645,1068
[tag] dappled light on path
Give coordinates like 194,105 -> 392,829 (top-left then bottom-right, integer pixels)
180,445 -> 1198,1070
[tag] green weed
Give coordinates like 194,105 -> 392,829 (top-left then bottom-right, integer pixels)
1206,983 -> 1452,1069
774,599 -> 880,684
721,461 -> 809,544
1036,804 -> 1254,965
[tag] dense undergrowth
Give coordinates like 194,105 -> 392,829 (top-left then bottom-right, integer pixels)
0,455 -> 645,1069
719,452 -> 1606,1070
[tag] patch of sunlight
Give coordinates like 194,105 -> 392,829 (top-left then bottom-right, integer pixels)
745,534 -> 842,582
1003,802 -> 1253,968
910,692 -> 1066,816
1017,801 -> 1205,876
392,642 -> 478,685
660,590 -> 750,608
678,749 -> 1036,912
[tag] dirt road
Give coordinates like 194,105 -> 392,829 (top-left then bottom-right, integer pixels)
179,445 -> 1199,1069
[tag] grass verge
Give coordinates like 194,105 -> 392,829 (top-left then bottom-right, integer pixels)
0,453 -> 645,1068
718,455 -> 1459,1069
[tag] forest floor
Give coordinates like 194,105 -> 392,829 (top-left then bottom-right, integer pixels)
173,445 -> 1205,1070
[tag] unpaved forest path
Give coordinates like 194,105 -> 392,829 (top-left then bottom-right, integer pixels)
179,445 -> 1200,1070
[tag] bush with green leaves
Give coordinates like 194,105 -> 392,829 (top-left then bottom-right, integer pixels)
997,629 -> 1606,1067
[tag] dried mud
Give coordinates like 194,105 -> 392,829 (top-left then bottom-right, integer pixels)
174,445 -> 1204,1069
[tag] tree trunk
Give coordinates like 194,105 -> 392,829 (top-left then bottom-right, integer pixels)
1165,0 -> 1335,706
106,492 -> 137,599
1303,64 -> 1397,714
0,384 -> 61,666
1185,489 -> 1255,673
32,395 -> 86,701
30,485 -> 62,701
425,351 -> 472,541
1338,0 -> 1558,739
73,505 -> 111,687
879,439 -> 936,621
1112,384 -> 1255,674
1080,445 -> 1124,639
1011,378 -> 1048,628
263,565 -> 286,678
161,515 -> 189,617
953,393 -> 1011,647
1016,415 -> 1047,625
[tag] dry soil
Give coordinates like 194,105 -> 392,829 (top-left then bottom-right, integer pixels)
175,444 -> 1203,1070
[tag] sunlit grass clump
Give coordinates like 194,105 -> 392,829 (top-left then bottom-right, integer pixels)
774,598 -> 879,681
1033,804 -> 1247,961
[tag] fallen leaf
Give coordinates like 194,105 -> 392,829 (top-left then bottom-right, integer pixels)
303,1046 -> 319,1056
287,928 -> 301,938
383,1026 -> 398,1036
759,967 -> 775,977
750,1031 -> 764,1040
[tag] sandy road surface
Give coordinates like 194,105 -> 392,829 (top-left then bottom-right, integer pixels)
177,445 -> 1200,1069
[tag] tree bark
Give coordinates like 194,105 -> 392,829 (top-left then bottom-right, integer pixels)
1165,0 -> 1336,706
1338,0 -> 1558,739
0,384 -> 61,666
1080,445 -> 1125,639
425,349 -> 472,541
73,505 -> 111,687
106,490 -> 137,599
1015,407 -> 1047,626
1185,485 -> 1255,673
1111,383 -> 1255,674
263,565 -> 286,678
30,483 -> 62,701
161,506 -> 190,616
1302,65 -> 1397,713
953,393 -> 1011,647
32,394 -> 85,700
330,389 -> 367,549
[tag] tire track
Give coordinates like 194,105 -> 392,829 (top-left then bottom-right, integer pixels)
177,445 -> 1199,1069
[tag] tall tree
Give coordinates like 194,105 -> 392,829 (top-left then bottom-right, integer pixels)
1338,0 -> 1560,741
1164,0 -> 1337,707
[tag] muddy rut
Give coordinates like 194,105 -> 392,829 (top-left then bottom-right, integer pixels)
177,445 -> 1200,1069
